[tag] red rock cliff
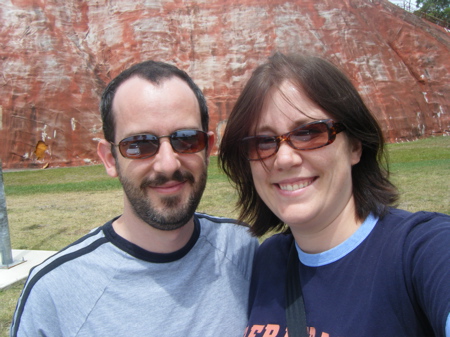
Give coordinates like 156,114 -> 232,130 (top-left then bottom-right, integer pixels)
0,0 -> 449,169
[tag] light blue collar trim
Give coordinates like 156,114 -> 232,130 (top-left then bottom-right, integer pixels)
296,213 -> 379,267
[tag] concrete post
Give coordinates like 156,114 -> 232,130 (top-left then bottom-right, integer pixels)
0,160 -> 14,266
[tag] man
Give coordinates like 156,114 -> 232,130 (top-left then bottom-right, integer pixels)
11,61 -> 258,336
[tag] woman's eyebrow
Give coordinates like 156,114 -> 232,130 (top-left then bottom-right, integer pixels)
255,118 -> 313,134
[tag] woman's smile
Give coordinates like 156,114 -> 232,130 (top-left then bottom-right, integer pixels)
277,177 -> 316,192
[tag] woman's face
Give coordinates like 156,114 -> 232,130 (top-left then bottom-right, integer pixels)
249,81 -> 362,238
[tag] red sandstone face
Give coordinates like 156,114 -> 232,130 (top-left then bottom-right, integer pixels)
0,0 -> 449,169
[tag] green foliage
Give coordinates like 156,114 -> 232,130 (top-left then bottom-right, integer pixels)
415,0 -> 450,24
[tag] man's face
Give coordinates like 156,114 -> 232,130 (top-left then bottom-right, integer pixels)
109,76 -> 213,231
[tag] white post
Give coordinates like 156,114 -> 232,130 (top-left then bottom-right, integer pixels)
0,160 -> 14,267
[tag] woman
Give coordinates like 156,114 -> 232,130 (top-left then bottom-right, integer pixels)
219,52 -> 450,337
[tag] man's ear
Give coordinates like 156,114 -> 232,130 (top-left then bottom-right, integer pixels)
206,132 -> 215,158
97,139 -> 118,178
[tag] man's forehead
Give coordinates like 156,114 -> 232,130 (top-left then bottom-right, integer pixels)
114,76 -> 195,103
112,75 -> 201,132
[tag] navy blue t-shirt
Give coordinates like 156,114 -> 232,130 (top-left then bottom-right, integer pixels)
245,209 -> 450,337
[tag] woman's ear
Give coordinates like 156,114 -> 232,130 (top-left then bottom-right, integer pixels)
350,139 -> 363,166
97,139 -> 118,178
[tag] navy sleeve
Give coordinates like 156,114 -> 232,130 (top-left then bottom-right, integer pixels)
403,212 -> 450,337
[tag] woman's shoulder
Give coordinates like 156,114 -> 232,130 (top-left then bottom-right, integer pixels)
256,232 -> 293,260
382,208 -> 450,229
378,208 -> 450,255
261,232 -> 293,247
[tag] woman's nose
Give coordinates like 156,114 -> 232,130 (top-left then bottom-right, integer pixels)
273,141 -> 303,170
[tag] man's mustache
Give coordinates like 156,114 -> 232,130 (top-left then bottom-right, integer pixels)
140,170 -> 195,189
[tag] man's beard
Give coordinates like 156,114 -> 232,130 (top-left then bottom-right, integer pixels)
118,167 -> 207,231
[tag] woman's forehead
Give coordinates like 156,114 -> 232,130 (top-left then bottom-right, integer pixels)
254,82 -> 327,132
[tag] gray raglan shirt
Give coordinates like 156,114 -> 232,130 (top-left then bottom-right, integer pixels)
11,213 -> 258,337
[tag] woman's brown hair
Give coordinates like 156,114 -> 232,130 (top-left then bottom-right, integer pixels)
219,52 -> 398,237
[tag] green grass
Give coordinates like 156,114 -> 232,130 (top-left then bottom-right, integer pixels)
3,165 -> 121,196
0,135 -> 449,337
387,136 -> 450,214
387,136 -> 449,162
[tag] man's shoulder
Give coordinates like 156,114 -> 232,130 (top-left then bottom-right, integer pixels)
11,224 -> 116,336
195,212 -> 248,226
26,224 -> 112,286
194,212 -> 258,248
194,213 -> 258,280
195,212 -> 253,236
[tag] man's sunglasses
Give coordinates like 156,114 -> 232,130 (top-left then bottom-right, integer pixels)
242,119 -> 345,161
111,129 -> 209,159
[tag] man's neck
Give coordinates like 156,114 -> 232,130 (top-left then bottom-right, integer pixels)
112,213 -> 195,254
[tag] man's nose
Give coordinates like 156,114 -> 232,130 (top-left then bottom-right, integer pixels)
152,138 -> 182,175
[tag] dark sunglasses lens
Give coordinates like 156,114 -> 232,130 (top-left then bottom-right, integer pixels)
119,135 -> 159,159
290,122 -> 329,150
244,137 -> 277,160
171,130 -> 207,153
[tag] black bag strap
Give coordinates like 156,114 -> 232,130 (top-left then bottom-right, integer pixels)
285,239 -> 308,337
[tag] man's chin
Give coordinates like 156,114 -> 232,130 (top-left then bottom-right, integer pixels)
141,199 -> 195,230
145,212 -> 193,231
158,194 -> 184,208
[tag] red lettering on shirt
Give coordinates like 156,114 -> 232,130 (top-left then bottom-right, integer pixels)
247,325 -> 264,337
307,327 -> 329,337
262,324 -> 280,337
244,325 -> 287,337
